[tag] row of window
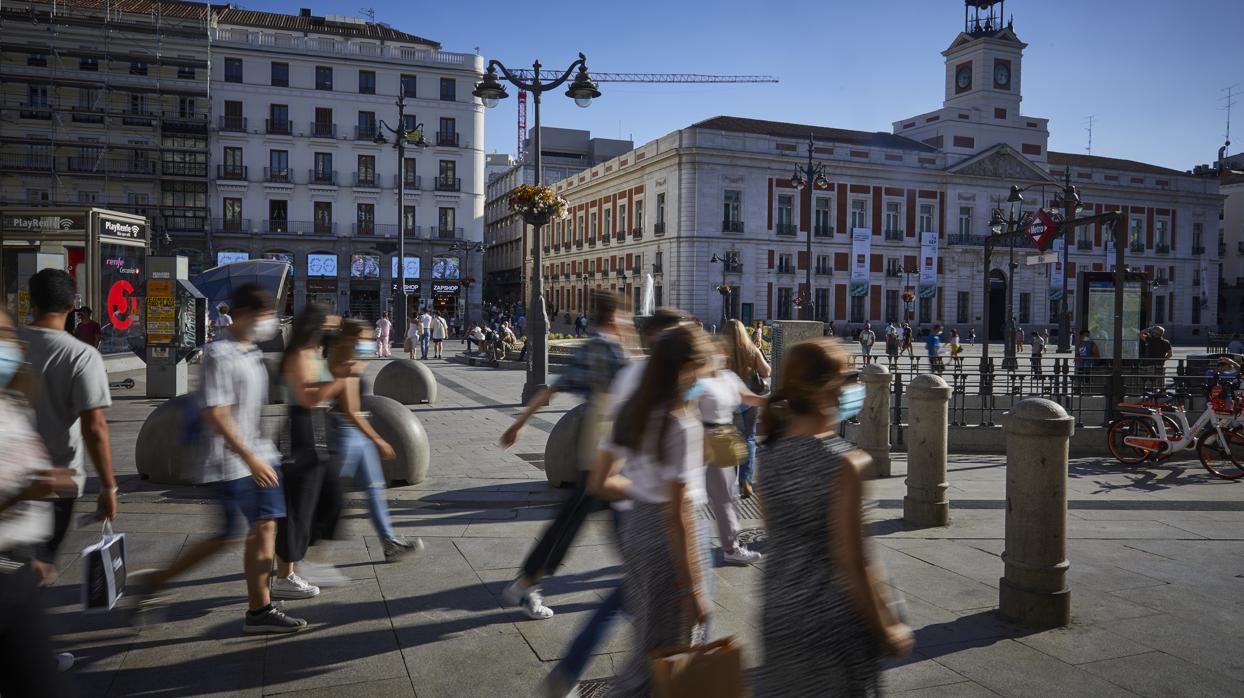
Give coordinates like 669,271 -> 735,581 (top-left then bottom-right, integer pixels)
219,147 -> 457,184
220,101 -> 455,140
221,58 -> 454,99
219,199 -> 459,235
26,52 -> 199,78
23,86 -> 200,118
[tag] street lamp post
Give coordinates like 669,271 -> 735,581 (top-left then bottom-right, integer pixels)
710,252 -> 730,329
901,266 -> 919,323
449,240 -> 485,327
1050,171 -> 1082,353
790,134 -> 829,322
473,54 -> 601,403
375,97 -> 427,342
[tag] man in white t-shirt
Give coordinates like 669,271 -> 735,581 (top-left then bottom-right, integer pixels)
418,309 -> 433,359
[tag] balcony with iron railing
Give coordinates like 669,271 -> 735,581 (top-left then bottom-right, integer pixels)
1130,242 -> 1146,253
814,224 -> 833,237
436,131 -> 460,147
1192,244 -> 1206,254
588,234 -> 597,247
210,218 -> 253,233
602,232 -> 611,245
632,225 -> 643,240
17,103 -> 52,120
355,124 -> 378,141
815,264 -> 832,276
885,268 -> 903,278
308,169 -> 337,186
652,263 -> 663,274
613,227 -> 625,240
1155,243 -> 1170,254
884,229 -> 904,241
0,154 -> 52,171
434,176 -> 461,192
219,115 -> 247,132
725,261 -> 744,273
309,122 -> 336,138
777,263 -> 795,274
1077,239 -> 1093,251
947,234 -> 989,246
394,174 -> 421,190
354,172 -> 379,188
262,219 -> 291,233
775,222 -> 796,236
264,167 -> 292,183
266,119 -> 291,135
435,226 -> 464,240
217,164 -> 248,181
654,221 -> 666,236
722,219 -> 744,233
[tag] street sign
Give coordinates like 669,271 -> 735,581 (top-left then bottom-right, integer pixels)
1025,208 -> 1059,251
1026,251 -> 1058,265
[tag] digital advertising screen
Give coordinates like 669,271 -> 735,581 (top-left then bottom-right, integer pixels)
391,256 -> 421,280
432,256 -> 460,280
216,251 -> 249,266
350,254 -> 381,279
101,242 -> 145,355
307,253 -> 337,277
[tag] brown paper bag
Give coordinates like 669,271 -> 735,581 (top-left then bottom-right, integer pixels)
649,636 -> 746,698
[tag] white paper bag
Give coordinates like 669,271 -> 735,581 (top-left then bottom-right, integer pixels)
81,521 -> 127,612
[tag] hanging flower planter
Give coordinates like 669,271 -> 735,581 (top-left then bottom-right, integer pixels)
902,290 -> 916,304
509,184 -> 570,227
716,283 -> 733,296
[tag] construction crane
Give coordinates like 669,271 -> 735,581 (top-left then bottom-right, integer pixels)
506,71 -> 779,160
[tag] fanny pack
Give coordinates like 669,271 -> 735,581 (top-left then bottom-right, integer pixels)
704,423 -> 748,468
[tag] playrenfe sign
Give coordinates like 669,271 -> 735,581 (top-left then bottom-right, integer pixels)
2,214 -> 85,232
100,216 -> 146,240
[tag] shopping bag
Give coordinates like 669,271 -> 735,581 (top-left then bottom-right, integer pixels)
81,520 -> 127,612
649,636 -> 745,698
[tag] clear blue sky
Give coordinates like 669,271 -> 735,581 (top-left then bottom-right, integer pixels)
241,0 -> 1241,170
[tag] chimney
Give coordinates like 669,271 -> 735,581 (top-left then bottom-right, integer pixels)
299,8 -> 312,17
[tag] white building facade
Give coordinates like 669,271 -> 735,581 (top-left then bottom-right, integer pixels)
197,7 -> 483,320
543,8 -> 1220,343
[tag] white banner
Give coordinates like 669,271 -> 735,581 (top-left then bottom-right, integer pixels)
1200,251 -> 1210,310
850,228 -> 871,297
918,231 -> 938,298
1049,239 -> 1065,301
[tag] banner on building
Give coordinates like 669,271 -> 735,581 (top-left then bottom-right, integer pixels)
850,228 -> 871,297
1199,251 -> 1210,310
918,231 -> 938,299
1048,239 -> 1065,301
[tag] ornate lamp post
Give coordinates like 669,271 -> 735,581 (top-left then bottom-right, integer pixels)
790,134 -> 830,321
473,54 -> 601,403
710,252 -> 732,329
449,240 -> 485,326
1049,172 -> 1082,352
374,97 -> 427,341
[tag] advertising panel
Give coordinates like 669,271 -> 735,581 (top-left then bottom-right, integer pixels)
1049,239 -> 1065,301
918,231 -> 938,299
216,251 -> 249,266
350,254 -> 380,279
849,228 -> 871,297
101,242 -> 145,355
391,256 -> 421,280
432,256 -> 461,280
1086,277 -> 1143,359
307,253 -> 337,277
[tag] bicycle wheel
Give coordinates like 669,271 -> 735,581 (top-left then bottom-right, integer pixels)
1197,426 -> 1244,480
1107,416 -> 1158,464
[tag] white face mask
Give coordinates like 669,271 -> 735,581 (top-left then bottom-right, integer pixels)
252,317 -> 279,342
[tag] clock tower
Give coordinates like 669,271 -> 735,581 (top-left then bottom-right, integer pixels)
893,0 -> 1050,163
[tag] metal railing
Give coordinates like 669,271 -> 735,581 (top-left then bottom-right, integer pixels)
219,115 -> 246,132
264,167 -> 292,183
1155,243 -> 1170,254
0,155 -> 52,171
308,169 -> 337,185
947,234 -> 988,246
654,221 -> 666,235
436,226 -> 464,240
395,174 -> 421,189
209,218 -> 253,233
435,176 -> 461,192
777,264 -> 795,274
354,172 -> 379,187
814,224 -> 833,237
436,131 -> 460,147
1076,240 -> 1093,251
632,225 -> 644,240
1130,242 -> 1146,253
1192,245 -> 1206,254
725,261 -> 744,273
722,219 -> 744,233
265,119 -> 291,135
775,222 -> 796,236
355,124 -> 378,141
310,122 -> 336,138
815,265 -> 832,275
262,219 -> 290,233
217,165 -> 248,180
884,230 -> 904,241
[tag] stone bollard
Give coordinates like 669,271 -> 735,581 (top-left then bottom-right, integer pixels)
543,403 -> 588,488
999,398 -> 1074,627
858,363 -> 893,478
373,359 -> 438,404
904,374 -> 952,527
361,395 -> 430,485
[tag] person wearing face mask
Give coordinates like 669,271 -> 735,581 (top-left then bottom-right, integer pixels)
0,306 -> 80,696
755,338 -> 913,696
128,283 -> 306,633
327,320 -> 418,561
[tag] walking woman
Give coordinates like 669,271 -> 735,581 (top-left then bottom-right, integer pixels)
756,338 -> 913,697
723,319 -> 769,498
375,311 -> 391,358
699,340 -> 765,564
328,320 -> 419,561
592,324 -> 713,696
405,314 -> 420,360
272,304 -> 349,597
431,311 -> 448,359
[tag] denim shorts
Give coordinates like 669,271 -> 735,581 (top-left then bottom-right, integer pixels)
215,466 -> 286,540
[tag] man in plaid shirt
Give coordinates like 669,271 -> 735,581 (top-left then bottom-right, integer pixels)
499,291 -> 628,619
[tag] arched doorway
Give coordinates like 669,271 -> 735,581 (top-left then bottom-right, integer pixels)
988,269 -> 1007,341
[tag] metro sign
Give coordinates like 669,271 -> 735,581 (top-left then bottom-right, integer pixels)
1025,208 -> 1059,251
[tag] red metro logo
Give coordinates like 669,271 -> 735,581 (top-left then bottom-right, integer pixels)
107,280 -> 137,331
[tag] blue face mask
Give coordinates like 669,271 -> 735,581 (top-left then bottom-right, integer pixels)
356,341 -> 374,357
685,379 -> 707,402
836,383 -> 866,422
0,341 -> 20,388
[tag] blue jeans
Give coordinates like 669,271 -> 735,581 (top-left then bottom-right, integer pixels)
336,423 -> 396,540
419,333 -> 430,359
737,406 -> 759,487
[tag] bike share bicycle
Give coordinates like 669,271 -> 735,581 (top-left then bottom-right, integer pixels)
1106,357 -> 1244,479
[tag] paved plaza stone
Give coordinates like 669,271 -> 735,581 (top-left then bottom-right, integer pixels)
44,357 -> 1244,696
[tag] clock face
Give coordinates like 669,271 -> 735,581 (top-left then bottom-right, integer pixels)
956,65 -> 972,90
994,63 -> 1010,87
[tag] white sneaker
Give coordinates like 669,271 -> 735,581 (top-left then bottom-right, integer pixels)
501,578 -> 530,607
502,579 -> 554,619
56,652 -> 75,673
297,561 -> 350,588
270,573 -> 321,599
723,546 -> 763,566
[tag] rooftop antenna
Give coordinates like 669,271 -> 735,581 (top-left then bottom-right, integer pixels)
359,7 -> 375,22
1222,84 -> 1238,145
1084,115 -> 1095,154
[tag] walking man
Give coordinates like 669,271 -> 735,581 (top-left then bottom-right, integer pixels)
1030,328 -> 1047,379
418,307 -> 433,360
926,323 -> 945,375
129,284 -> 306,633
858,322 -> 876,364
21,270 -> 118,588
72,307 -> 102,350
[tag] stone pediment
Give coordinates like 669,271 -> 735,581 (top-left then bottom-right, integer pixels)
947,144 -> 1056,183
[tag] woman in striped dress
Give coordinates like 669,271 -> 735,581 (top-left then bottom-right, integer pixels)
591,324 -> 713,697
756,338 -> 913,697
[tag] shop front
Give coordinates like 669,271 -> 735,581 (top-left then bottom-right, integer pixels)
431,280 -> 460,317
388,255 -> 421,320
306,252 -> 339,312
0,207 -> 148,355
349,253 -> 381,321
263,251 -> 295,316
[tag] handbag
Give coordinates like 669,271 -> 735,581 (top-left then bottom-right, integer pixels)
649,636 -> 745,698
81,520 -> 127,612
705,424 -> 748,468
746,369 -> 770,396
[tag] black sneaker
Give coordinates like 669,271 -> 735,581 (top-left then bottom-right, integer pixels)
383,536 -> 424,561
242,605 -> 308,635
